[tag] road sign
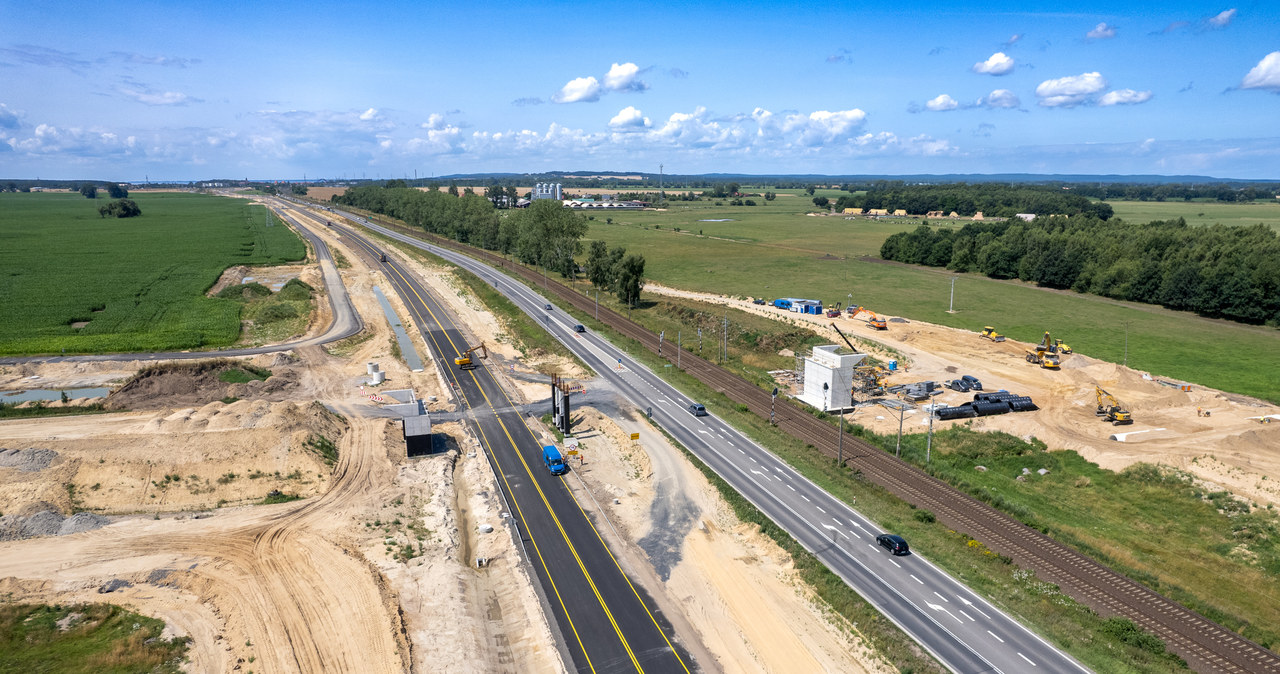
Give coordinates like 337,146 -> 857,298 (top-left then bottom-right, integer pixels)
629,432 -> 640,441
566,450 -> 579,456
564,436 -> 579,449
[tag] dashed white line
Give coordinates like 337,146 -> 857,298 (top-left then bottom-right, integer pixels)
988,630 -> 1005,643
800,495 -> 811,502
816,506 -> 826,513
933,591 -> 949,603
959,610 -> 975,622
832,517 -> 842,525
786,484 -> 796,491
910,574 -> 924,585
887,558 -> 899,567
1017,652 -> 1036,667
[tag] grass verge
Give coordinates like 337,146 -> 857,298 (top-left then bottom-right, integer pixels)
0,603 -> 190,673
0,402 -> 111,419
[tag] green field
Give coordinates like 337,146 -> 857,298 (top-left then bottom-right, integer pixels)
580,198 -> 1280,402
0,603 -> 190,673
0,192 -> 306,355
1106,198 -> 1280,230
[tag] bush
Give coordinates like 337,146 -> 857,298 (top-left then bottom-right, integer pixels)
913,509 -> 937,523
277,278 -> 313,301
257,303 -> 298,321
217,282 -> 271,300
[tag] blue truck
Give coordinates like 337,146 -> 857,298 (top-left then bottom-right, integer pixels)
542,445 -> 569,475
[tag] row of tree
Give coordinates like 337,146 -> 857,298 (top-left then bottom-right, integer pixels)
584,241 -> 646,306
332,186 -> 647,305
833,183 -> 1114,219
78,183 -> 129,199
1068,183 -> 1279,203
879,217 -> 1280,325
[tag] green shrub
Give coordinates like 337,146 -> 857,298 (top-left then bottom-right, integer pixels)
256,303 -> 298,321
277,278 -> 313,301
216,282 -> 271,300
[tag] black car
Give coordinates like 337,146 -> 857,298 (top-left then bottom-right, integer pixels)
752,298 -> 767,305
876,533 -> 910,556
574,324 -> 585,333
961,374 -> 983,390
544,304 -> 552,311
688,403 -> 708,417
947,379 -> 971,392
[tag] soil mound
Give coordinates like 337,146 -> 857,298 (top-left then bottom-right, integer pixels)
106,359 -> 300,411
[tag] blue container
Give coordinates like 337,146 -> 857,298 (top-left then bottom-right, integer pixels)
888,360 -> 898,371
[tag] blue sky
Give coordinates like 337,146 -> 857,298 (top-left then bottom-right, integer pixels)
2,1 -> 1277,180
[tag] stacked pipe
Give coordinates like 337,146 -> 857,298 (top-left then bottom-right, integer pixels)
933,392 -> 1038,420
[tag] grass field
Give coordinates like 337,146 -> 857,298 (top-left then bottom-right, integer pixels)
0,603 -> 190,673
580,198 -> 1280,402
0,192 -> 306,355
1106,198 -> 1280,230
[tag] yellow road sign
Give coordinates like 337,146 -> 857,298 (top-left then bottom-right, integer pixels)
629,433 -> 640,441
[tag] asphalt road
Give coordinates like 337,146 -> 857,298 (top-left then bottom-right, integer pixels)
341,210 -> 1092,674
329,222 -> 694,674
0,197 -> 362,365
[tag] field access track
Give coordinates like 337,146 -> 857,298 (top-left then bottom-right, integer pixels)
354,214 -> 1279,674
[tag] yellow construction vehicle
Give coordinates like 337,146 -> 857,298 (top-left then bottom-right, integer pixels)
1054,338 -> 1073,354
454,342 -> 488,370
1095,386 -> 1134,425
979,326 -> 1006,342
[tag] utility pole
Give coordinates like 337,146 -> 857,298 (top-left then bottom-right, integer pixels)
723,312 -> 728,364
1123,321 -> 1130,367
948,277 -> 957,313
926,404 -> 934,463
838,407 -> 844,467
677,330 -> 681,369
896,404 -> 905,458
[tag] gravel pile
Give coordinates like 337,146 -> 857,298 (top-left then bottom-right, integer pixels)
0,507 -> 110,542
58,512 -> 109,536
0,448 -> 59,472
98,578 -> 133,594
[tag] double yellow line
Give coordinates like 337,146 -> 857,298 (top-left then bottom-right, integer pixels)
344,230 -> 689,673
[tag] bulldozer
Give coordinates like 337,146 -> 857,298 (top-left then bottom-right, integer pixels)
1095,386 -> 1134,425
850,306 -> 888,330
1054,338 -> 1073,354
454,342 -> 488,370
979,326 -> 1006,342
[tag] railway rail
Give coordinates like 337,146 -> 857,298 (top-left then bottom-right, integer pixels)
352,210 -> 1278,674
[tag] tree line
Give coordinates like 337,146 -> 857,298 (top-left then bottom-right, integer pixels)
833,183 -> 1114,219
879,216 -> 1280,325
332,185 -> 646,305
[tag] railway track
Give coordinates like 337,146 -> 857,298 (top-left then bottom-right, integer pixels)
357,212 -> 1279,674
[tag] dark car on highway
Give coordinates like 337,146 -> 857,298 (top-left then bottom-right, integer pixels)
688,403 -> 708,417
876,533 -> 910,555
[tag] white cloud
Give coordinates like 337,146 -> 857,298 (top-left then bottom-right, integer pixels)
359,108 -> 378,121
981,89 -> 1021,108
1086,22 -> 1116,40
1036,72 -> 1108,107
1241,51 -> 1280,92
421,113 -> 446,130
1099,89 -> 1153,106
753,107 -> 868,147
0,103 -> 19,129
972,52 -> 1015,76
603,62 -> 647,92
552,76 -> 602,103
608,106 -> 650,130
1208,8 -> 1236,28
925,94 -> 959,111
117,86 -> 196,106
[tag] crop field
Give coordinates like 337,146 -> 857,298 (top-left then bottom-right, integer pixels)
0,192 -> 306,355
583,197 -> 1280,402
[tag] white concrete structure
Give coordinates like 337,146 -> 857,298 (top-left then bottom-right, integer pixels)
533,182 -> 562,200
797,345 -> 867,412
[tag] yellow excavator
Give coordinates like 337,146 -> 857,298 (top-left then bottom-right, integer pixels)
1025,332 -> 1061,369
454,342 -> 488,370
979,326 -> 1006,342
1095,386 -> 1134,425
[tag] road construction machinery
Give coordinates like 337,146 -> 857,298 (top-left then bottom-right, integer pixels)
979,326 -> 1006,342
454,342 -> 488,370
1026,348 -> 1061,369
1055,339 -> 1073,354
850,306 -> 888,330
826,302 -> 843,318
1095,386 -> 1133,425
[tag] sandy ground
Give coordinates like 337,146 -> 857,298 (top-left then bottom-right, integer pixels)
645,283 -> 1280,507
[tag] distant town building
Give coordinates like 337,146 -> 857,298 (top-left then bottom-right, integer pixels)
1015,213 -> 1036,222
533,183 -> 562,201
926,211 -> 944,218
893,209 -> 908,217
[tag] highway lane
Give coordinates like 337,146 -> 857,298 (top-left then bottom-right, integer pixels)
0,197 -> 362,365
329,222 -> 694,674
338,210 -> 1091,674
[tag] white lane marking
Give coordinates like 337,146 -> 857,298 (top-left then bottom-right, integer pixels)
751,469 -> 766,478
727,441 -> 734,446
737,448 -> 745,455
817,506 -> 826,513
933,591 -> 949,603
848,519 -> 864,529
749,455 -> 758,463
910,574 -> 924,585
832,517 -> 842,525
1018,653 -> 1036,667
786,484 -> 796,491
988,630 -> 1005,643
958,595 -> 991,620
698,430 -> 709,435
800,495 -> 811,502
959,610 -> 975,622
925,602 -> 963,624
657,399 -> 670,405
887,558 -> 899,567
